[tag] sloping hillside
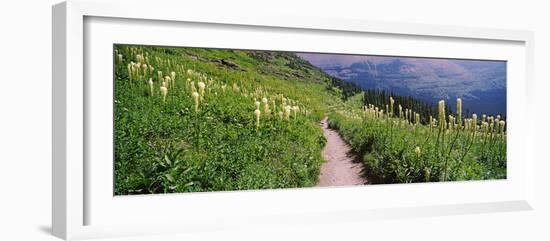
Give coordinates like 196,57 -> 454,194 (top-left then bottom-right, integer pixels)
114,45 -> 350,194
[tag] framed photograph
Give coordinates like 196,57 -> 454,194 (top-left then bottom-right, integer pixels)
52,0 -> 535,240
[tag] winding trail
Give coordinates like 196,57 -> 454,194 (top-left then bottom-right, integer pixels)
317,117 -> 368,187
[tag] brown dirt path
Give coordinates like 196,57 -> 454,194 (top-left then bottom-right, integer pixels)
317,117 -> 367,187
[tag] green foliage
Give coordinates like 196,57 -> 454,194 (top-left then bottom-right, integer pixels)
328,99 -> 506,184
114,45 -> 340,195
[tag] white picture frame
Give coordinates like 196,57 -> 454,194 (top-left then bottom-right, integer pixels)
52,0 -> 536,240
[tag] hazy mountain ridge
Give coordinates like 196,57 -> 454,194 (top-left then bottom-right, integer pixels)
298,53 -> 507,116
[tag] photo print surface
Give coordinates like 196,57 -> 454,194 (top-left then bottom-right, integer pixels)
114,44 -> 507,195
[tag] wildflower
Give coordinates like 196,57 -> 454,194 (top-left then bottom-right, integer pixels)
263,101 -> 270,114
255,109 -> 261,129
389,97 -> 395,117
117,54 -> 123,64
415,113 -> 420,125
255,101 -> 261,110
278,111 -> 284,119
148,78 -> 154,96
499,120 -> 506,134
198,82 -> 206,96
482,121 -> 489,133
160,82 -> 168,102
456,98 -> 462,127
472,114 -> 478,135
170,71 -> 176,86
424,168 -> 431,182
142,64 -> 148,76
164,76 -> 171,88
398,105 -> 403,119
448,115 -> 454,131
415,146 -> 421,158
192,92 -> 200,112
438,100 -> 446,130
157,71 -> 162,82
272,100 -> 276,113
127,63 -> 133,81
284,105 -> 291,119
292,106 -> 300,119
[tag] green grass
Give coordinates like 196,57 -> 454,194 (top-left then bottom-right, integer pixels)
114,45 -> 340,195
327,97 -> 506,184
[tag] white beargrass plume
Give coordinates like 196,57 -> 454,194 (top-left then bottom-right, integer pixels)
255,109 -> 261,129
438,100 -> 446,130
488,116 -> 494,133
292,106 -> 300,119
415,113 -> 420,125
127,63 -> 133,81
254,101 -> 261,110
415,146 -> 421,158
157,71 -> 162,82
456,98 -> 462,128
389,97 -> 395,117
272,100 -> 276,113
278,111 -> 284,119
160,82 -> 168,102
192,92 -> 200,112
261,98 -> 269,113
499,120 -> 506,134
142,64 -> 148,77
170,71 -> 176,86
284,105 -> 292,120
472,114 -> 478,135
164,76 -> 171,88
198,81 -> 206,99
148,78 -> 154,96
117,54 -> 123,65
481,121 -> 489,135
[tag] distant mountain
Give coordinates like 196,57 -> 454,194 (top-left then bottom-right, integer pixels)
297,53 -> 507,116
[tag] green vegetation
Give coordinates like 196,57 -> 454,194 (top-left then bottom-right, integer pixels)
328,96 -> 506,183
114,44 -> 507,195
114,45 -> 343,195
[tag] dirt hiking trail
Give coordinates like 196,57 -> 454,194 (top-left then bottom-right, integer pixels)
317,117 -> 367,187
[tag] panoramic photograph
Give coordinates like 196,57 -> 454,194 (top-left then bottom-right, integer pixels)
113,44 -> 507,195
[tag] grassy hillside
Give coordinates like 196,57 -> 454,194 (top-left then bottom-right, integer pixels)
328,96 -> 506,183
114,45 -> 346,195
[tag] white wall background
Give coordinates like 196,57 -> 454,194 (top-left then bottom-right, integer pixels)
0,0 -> 548,240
